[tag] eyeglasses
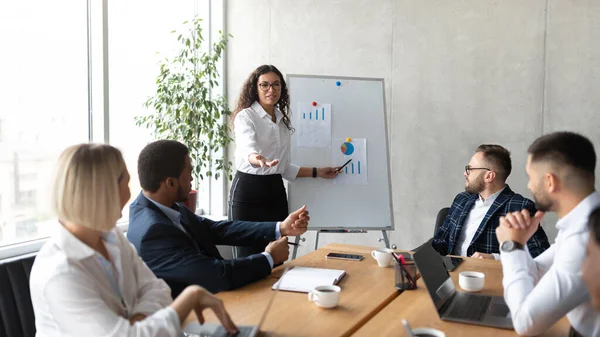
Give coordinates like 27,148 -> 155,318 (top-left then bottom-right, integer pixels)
465,165 -> 491,175
258,82 -> 282,92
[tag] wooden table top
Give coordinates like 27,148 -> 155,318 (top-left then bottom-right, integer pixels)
351,256 -> 571,337
186,244 -> 399,337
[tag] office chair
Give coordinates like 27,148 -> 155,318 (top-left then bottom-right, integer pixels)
433,207 -> 450,236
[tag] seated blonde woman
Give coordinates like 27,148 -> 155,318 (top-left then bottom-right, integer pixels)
29,143 -> 238,336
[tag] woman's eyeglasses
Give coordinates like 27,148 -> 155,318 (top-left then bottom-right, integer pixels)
258,82 -> 282,92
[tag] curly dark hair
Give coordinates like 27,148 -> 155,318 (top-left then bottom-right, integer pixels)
231,65 -> 293,131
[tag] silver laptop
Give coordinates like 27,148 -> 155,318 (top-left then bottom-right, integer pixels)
412,239 -> 513,329
182,269 -> 286,337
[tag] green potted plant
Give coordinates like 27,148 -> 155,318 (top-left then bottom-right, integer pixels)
136,17 -> 233,213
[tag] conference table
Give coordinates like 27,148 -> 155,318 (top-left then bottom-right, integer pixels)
186,243 -> 571,337
352,254 -> 571,337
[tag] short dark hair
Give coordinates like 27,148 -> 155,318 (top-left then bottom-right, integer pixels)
476,144 -> 512,182
138,140 -> 189,192
528,132 -> 596,177
589,207 -> 600,243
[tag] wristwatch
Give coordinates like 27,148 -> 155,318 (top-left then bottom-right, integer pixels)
312,167 -> 317,178
500,240 -> 525,253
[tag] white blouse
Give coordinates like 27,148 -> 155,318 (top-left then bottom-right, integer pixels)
30,222 -> 180,337
233,101 -> 300,181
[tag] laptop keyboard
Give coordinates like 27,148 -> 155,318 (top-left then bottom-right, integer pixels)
446,294 -> 492,322
183,325 -> 254,337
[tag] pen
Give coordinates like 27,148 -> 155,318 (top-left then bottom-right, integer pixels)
335,159 -> 352,173
392,252 -> 415,287
319,229 -> 368,233
402,319 -> 416,337
287,242 -> 300,246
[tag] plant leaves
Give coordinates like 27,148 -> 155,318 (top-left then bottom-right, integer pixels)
135,16 -> 234,184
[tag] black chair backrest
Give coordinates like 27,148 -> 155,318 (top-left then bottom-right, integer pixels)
434,207 -> 450,236
0,253 -> 37,337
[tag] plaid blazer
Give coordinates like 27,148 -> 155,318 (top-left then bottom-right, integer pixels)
432,185 -> 550,258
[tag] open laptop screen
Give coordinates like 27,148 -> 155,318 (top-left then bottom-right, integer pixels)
413,239 -> 456,311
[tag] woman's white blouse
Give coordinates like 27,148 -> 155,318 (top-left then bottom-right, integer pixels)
234,101 -> 300,181
29,222 -> 180,337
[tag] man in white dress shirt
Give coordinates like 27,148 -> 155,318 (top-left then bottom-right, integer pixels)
583,207 -> 600,312
497,131 -> 600,336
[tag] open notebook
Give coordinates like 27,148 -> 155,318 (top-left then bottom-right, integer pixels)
271,267 -> 346,293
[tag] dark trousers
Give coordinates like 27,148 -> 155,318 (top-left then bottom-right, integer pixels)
228,171 -> 289,257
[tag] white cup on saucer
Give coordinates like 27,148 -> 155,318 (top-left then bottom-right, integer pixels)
371,248 -> 393,267
307,285 -> 341,308
411,327 -> 446,337
459,271 -> 485,292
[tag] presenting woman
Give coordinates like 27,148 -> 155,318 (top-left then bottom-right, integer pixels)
30,143 -> 238,336
230,65 -> 338,257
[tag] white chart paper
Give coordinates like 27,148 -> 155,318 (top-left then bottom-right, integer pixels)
332,138 -> 367,185
296,102 -> 331,148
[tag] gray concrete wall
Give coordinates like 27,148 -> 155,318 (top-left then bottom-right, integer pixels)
225,0 -> 600,256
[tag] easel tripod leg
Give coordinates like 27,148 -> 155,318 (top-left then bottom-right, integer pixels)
314,231 -> 320,251
381,230 -> 390,248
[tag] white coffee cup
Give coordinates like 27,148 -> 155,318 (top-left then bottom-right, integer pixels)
371,248 -> 393,267
411,327 -> 446,337
459,271 -> 485,292
307,285 -> 341,308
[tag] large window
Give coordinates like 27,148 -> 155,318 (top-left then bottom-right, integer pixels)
108,1 -> 211,223
0,1 -> 88,247
0,0 -> 225,251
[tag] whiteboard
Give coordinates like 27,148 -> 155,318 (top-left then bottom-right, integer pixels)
287,75 -> 394,230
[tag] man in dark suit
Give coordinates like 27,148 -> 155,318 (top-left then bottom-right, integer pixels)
127,140 -> 309,296
433,144 -> 550,259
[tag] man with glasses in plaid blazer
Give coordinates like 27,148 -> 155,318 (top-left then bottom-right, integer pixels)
432,144 -> 550,260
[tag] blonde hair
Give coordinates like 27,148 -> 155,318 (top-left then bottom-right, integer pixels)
51,143 -> 127,231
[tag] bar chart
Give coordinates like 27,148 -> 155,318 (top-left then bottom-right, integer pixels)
302,107 -> 326,120
333,138 -> 368,185
296,102 -> 331,148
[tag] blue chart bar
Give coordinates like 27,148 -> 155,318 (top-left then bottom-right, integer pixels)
303,113 -> 306,119
351,163 -> 355,174
345,167 -> 348,174
322,108 -> 325,120
316,109 -> 318,120
358,161 -> 361,174
309,112 -> 312,120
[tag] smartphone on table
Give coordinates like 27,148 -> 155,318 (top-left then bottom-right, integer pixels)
442,256 -> 464,271
326,252 -> 364,261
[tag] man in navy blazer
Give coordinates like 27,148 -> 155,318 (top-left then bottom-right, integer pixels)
433,144 -> 550,259
127,140 -> 309,296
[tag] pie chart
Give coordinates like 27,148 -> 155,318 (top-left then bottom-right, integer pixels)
341,142 -> 354,155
